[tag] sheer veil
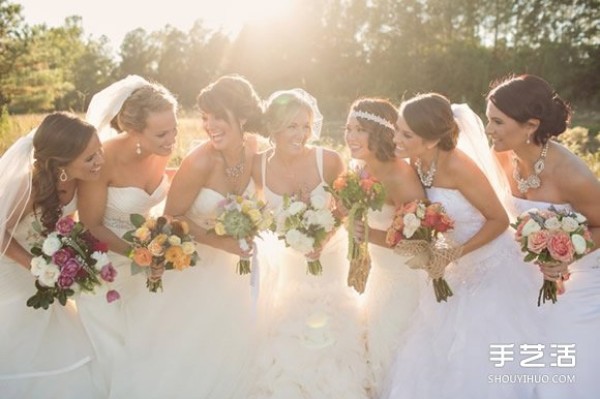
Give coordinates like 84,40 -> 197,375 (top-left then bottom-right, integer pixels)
86,75 -> 149,141
0,129 -> 36,256
452,103 -> 512,210
265,88 -> 324,140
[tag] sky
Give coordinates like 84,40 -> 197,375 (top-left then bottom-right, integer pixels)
16,0 -> 294,50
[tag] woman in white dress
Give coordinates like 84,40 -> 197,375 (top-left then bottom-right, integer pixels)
344,98 -> 426,397
0,112 -> 104,398
76,76 -> 178,396
486,74 -> 600,399
381,93 -> 539,399
161,75 -> 264,398
249,89 -> 369,399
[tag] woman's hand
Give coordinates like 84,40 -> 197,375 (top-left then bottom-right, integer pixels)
218,236 -> 254,258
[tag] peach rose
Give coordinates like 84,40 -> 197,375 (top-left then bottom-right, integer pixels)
402,200 -> 418,215
333,177 -> 347,191
132,247 -> 153,267
547,231 -> 575,263
165,246 -> 184,264
527,230 -> 550,254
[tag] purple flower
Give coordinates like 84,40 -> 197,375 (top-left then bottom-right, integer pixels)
106,289 -> 120,303
57,274 -> 75,289
55,217 -> 76,235
61,258 -> 82,277
51,248 -> 74,268
100,264 -> 117,282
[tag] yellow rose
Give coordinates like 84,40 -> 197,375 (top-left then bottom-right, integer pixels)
165,246 -> 184,264
144,218 -> 157,230
181,241 -> 196,255
154,234 -> 168,245
248,209 -> 262,224
148,240 -> 165,256
134,226 -> 151,243
168,235 -> 182,246
173,255 -> 191,271
214,222 -> 226,236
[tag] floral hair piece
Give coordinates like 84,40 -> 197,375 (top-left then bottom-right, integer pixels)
350,110 -> 395,131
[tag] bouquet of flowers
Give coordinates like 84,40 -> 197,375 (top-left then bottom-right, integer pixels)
386,199 -> 458,302
28,216 -> 119,310
210,194 -> 273,274
326,167 -> 386,293
272,193 -> 340,275
123,214 -> 199,292
512,206 -> 594,306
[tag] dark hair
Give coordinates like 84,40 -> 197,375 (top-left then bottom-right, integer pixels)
110,82 -> 178,133
487,74 -> 572,145
197,75 -> 264,133
400,93 -> 459,151
32,112 -> 97,233
349,98 -> 397,162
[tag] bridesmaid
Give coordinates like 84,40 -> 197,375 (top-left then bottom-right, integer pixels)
344,98 -> 426,397
77,75 -> 178,396
0,112 -> 104,398
486,74 -> 600,399
160,75 -> 264,398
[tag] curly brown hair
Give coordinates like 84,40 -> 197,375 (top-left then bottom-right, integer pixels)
349,98 -> 398,162
32,112 -> 96,233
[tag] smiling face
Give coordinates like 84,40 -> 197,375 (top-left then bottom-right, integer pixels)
201,109 -> 243,151
63,133 -> 104,181
393,116 -> 431,159
137,109 -> 178,156
344,116 -> 372,160
272,108 -> 312,156
485,101 -> 531,152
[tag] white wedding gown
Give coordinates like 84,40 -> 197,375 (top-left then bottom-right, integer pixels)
512,197 -> 600,399
111,181 -> 258,398
249,148 -> 369,399
361,204 -> 422,397
380,187 -> 540,399
75,176 -> 169,397
0,199 -> 101,399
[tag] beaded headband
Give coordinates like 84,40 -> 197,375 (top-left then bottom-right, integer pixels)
350,110 -> 396,131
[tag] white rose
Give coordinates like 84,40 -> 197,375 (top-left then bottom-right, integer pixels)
561,217 -> 578,233
402,213 -> 421,239
168,235 -> 182,246
571,234 -> 588,255
38,263 -> 60,287
544,217 -> 561,231
30,256 -> 48,277
310,194 -> 328,210
181,241 -> 196,255
314,209 -> 336,232
285,229 -> 314,254
521,218 -> 542,237
42,233 -> 62,256
91,251 -> 110,270
574,212 -> 587,224
288,201 -> 307,216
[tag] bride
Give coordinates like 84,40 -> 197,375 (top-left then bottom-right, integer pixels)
249,89 -> 369,399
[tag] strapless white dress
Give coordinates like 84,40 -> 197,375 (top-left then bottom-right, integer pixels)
0,199 -> 101,399
512,197 -> 600,399
111,181 -> 258,398
248,149 -> 369,399
75,177 -> 169,397
361,204 -> 422,397
380,187 -> 540,399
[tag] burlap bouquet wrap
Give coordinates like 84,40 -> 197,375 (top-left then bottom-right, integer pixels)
393,239 -> 462,302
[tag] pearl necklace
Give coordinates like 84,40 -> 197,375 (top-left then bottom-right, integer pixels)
415,157 -> 437,188
511,142 -> 549,194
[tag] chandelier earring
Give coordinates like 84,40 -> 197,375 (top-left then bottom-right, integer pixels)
59,168 -> 68,182
136,141 -> 142,155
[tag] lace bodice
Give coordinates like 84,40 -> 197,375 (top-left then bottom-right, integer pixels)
510,196 -> 571,217
368,204 -> 395,231
103,176 -> 169,236
426,187 -> 485,245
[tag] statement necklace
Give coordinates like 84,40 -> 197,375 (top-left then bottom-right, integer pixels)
220,145 -> 245,180
511,142 -> 549,194
415,152 -> 438,188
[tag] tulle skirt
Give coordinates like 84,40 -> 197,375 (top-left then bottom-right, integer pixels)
0,257 -> 101,399
249,230 -> 369,399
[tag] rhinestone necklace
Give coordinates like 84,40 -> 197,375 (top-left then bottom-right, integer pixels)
511,142 -> 549,194
220,145 -> 245,180
415,152 -> 438,188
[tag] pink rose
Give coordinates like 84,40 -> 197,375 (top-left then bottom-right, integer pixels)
527,230 -> 550,254
55,217 -> 76,235
547,231 -> 575,263
57,274 -> 75,289
514,216 -> 530,241
100,264 -> 117,282
402,201 -> 418,215
106,289 -> 120,303
61,258 -> 82,277
52,248 -> 74,267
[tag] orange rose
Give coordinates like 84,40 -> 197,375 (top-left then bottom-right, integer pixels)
173,254 -> 192,271
333,176 -> 347,191
132,247 -> 153,267
164,245 -> 184,264
360,178 -> 374,193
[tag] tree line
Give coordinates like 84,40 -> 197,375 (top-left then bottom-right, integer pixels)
1,0 -> 599,126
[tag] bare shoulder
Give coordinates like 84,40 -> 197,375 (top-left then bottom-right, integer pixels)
321,146 -> 344,180
551,142 -> 599,191
179,141 -> 215,175
447,149 -> 483,181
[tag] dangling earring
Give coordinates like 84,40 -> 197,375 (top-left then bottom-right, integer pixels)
526,135 -> 531,145
136,142 -> 142,155
59,169 -> 68,182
